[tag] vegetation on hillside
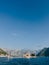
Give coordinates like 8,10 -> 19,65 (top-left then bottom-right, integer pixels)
0,48 -> 8,55
37,48 -> 49,56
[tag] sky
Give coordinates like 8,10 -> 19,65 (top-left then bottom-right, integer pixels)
0,0 -> 49,50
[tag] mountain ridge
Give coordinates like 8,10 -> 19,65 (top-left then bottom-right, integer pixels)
37,47 -> 49,56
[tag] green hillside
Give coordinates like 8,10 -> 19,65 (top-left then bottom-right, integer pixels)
0,48 -> 8,55
37,48 -> 49,56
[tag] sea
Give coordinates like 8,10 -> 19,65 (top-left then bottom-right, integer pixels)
0,57 -> 49,65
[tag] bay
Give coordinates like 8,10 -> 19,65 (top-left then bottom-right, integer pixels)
0,57 -> 49,65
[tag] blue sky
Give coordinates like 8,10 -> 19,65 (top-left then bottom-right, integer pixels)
0,0 -> 49,50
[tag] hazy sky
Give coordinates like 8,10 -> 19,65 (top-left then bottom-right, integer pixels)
0,0 -> 49,50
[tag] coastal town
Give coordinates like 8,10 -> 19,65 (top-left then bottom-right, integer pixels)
0,48 -> 36,58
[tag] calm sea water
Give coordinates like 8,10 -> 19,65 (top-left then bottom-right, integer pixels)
0,57 -> 49,65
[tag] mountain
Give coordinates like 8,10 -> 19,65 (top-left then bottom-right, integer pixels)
37,48 -> 49,56
0,48 -> 8,55
2,48 -> 36,57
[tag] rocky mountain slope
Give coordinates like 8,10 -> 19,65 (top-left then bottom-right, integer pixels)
37,48 -> 49,56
